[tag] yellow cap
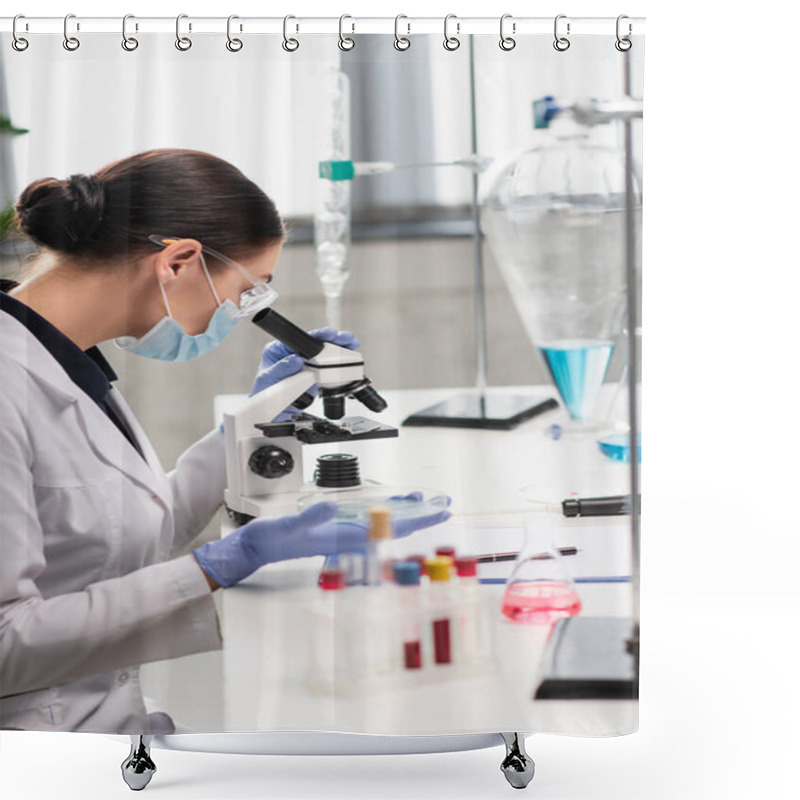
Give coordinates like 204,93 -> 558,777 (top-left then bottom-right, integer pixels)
368,506 -> 392,541
425,556 -> 452,582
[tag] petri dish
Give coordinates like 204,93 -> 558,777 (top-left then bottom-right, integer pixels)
297,485 -> 449,525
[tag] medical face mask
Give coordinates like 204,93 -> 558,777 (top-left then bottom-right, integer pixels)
115,244 -> 277,362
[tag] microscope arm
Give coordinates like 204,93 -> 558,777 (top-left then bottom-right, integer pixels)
223,370 -> 317,511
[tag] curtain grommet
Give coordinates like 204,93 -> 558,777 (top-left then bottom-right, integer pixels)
226,15 -> 243,52
499,14 -> 516,51
443,14 -> 460,51
616,15 -> 632,51
394,15 -> 411,51
121,14 -> 139,51
553,14 -> 571,51
63,14 -> 80,51
175,14 -> 192,51
12,15 -> 29,51
282,15 -> 300,52
338,14 -> 355,51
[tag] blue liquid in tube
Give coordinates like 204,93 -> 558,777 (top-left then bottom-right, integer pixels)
597,432 -> 642,463
539,340 -> 614,421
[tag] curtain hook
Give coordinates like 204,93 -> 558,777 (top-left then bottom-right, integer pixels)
499,14 -> 516,51
616,14 -> 632,51
394,15 -> 410,51
227,15 -> 243,51
122,14 -> 139,51
339,14 -> 355,51
443,14 -> 460,51
553,14 -> 571,51
12,15 -> 29,51
63,13 -> 80,51
175,14 -> 192,50
283,15 -> 299,52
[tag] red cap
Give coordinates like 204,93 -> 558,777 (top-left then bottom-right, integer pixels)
318,569 -> 345,590
435,546 -> 456,559
454,557 -> 478,578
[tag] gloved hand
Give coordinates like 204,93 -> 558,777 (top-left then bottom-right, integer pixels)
321,492 -> 452,572
219,329 -> 361,433
193,500 -> 451,588
257,328 -> 361,375
250,327 -> 361,398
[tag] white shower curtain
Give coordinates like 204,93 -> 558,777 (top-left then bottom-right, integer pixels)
0,18 -> 642,739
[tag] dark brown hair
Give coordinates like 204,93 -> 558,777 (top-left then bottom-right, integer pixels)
14,149 -> 284,267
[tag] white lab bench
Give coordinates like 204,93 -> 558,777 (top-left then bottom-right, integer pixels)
141,386 -> 637,737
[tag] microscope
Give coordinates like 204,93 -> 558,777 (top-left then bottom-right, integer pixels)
223,308 -> 398,524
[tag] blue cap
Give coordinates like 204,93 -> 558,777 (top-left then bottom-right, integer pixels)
393,560 -> 421,586
533,96 -> 562,129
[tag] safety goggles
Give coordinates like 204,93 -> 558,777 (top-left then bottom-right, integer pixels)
148,234 -> 279,319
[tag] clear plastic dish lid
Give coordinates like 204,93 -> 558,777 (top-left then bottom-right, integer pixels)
297,485 -> 449,526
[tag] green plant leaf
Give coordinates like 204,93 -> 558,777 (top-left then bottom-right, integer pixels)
0,202 -> 20,240
0,116 -> 30,135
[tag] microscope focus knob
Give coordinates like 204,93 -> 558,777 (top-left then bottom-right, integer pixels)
248,445 -> 295,480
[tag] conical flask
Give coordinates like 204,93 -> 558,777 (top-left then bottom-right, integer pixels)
482,112 -> 639,423
501,515 -> 581,625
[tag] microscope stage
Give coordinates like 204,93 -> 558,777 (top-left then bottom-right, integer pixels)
254,414 -> 398,445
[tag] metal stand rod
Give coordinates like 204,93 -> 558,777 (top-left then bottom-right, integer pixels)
499,732 -> 536,789
121,735 -> 157,791
468,34 -> 489,401
621,47 -> 641,662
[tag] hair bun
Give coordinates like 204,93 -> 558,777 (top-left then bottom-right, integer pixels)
15,173 -> 105,253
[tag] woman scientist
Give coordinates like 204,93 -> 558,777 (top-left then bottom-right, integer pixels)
0,149 -> 449,733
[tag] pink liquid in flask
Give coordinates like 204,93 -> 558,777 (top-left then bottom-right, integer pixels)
501,581 -> 582,625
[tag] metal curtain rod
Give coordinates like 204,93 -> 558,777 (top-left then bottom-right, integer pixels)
1,16 -> 646,37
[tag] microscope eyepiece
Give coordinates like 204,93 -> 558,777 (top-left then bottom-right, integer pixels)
252,308 -> 325,360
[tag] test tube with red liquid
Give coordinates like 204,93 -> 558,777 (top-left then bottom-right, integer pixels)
393,561 -> 423,670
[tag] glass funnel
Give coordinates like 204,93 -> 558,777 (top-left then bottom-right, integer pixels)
482,114 -> 640,424
501,514 -> 582,626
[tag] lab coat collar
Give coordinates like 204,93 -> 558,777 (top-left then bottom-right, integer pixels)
0,284 -> 116,405
1,313 -> 172,508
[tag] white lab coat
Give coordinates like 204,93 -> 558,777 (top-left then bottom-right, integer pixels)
0,311 -> 225,733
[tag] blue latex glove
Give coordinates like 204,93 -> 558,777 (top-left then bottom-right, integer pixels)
193,501 -> 451,588
321,492 -> 452,573
258,328 -> 361,372
250,328 -> 361,398
247,328 -> 361,424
